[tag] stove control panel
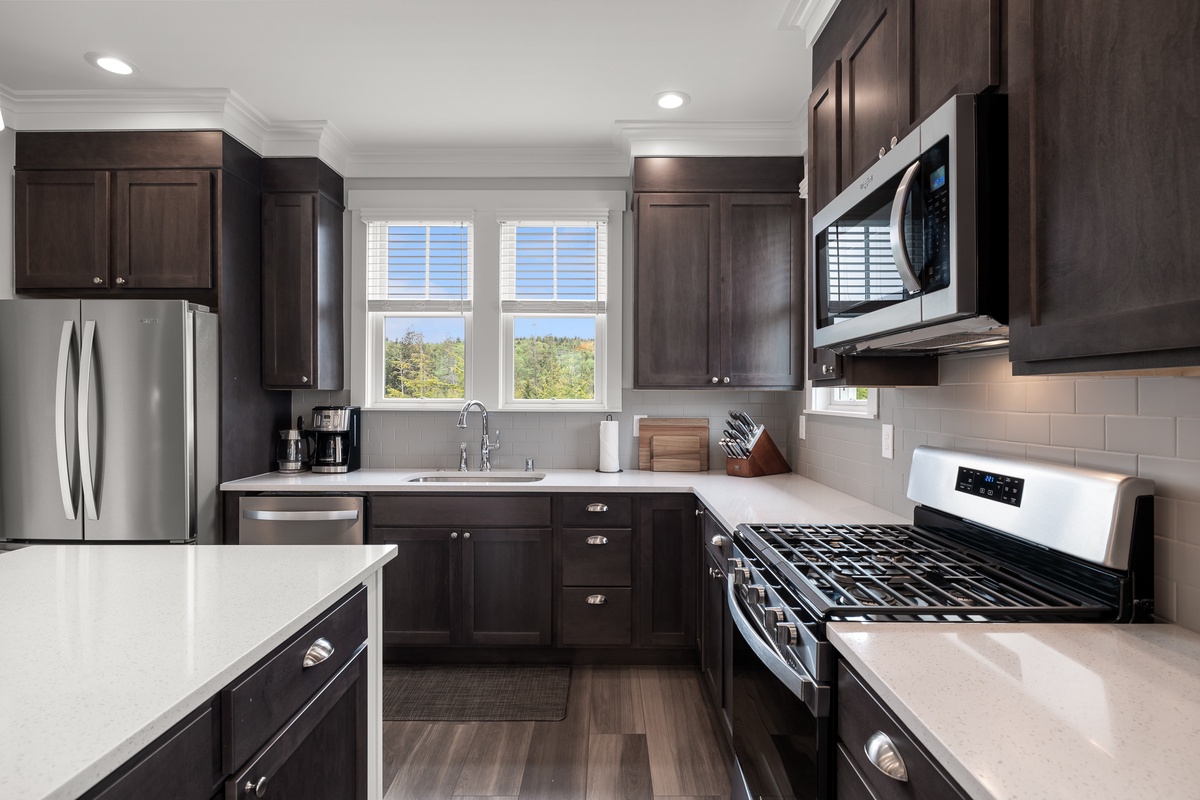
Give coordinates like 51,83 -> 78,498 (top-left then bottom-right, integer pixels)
956,466 -> 1025,506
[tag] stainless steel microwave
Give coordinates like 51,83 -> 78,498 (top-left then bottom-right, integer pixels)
811,93 -> 1007,354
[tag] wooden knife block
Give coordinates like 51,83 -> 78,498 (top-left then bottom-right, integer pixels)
725,429 -> 790,478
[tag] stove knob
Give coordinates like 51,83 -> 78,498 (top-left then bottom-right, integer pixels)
731,567 -> 752,586
775,622 -> 799,647
744,584 -> 766,605
763,607 -> 784,630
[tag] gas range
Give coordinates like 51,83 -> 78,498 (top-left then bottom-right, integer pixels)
725,446 -> 1156,800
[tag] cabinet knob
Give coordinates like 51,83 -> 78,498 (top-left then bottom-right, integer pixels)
711,535 -> 727,547
879,146 -> 887,159
865,731 -> 909,782
114,277 -> 126,285
723,376 -> 730,384
711,376 -> 719,384
463,531 -> 471,539
244,776 -> 268,797
586,594 -> 607,605
586,535 -> 608,545
92,277 -> 103,285
695,508 -> 705,517
301,376 -> 309,383
890,135 -> 899,148
450,531 -> 458,539
301,637 -> 334,669
822,364 -> 832,375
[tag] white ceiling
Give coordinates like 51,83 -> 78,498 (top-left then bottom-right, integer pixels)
0,0 -> 828,176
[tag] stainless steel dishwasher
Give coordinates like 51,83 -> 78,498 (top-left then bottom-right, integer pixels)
238,495 -> 364,545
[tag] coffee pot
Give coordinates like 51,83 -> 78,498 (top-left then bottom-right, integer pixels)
277,416 -> 316,473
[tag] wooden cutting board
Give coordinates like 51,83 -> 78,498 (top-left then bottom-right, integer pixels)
638,418 -> 709,471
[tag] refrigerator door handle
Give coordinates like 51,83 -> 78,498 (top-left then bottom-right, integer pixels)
79,319 -> 99,520
55,320 -> 78,520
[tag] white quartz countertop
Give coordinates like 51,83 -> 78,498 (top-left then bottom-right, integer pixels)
829,622 -> 1200,800
0,544 -> 396,800
220,468 -> 908,531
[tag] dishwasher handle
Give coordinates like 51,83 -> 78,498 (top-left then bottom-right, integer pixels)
242,509 -> 360,522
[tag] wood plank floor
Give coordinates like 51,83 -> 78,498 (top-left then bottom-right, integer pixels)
382,666 -> 732,800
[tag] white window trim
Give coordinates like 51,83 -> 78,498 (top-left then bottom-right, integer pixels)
805,384 -> 879,419
348,189 -> 624,413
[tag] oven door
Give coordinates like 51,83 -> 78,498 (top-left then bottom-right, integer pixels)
727,574 -> 832,800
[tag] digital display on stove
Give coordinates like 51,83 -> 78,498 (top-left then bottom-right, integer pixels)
956,466 -> 1024,506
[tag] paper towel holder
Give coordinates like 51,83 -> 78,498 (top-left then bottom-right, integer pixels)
596,414 -> 624,473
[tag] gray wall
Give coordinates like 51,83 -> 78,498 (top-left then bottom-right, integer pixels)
786,350 -> 1200,631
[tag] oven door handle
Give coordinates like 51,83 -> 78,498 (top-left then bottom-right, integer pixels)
726,573 -> 829,718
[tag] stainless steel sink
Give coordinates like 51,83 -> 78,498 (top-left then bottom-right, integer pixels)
405,471 -> 546,483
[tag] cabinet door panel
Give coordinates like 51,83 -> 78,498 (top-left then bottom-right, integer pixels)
83,702 -> 218,800
636,495 -> 697,647
15,170 -> 110,290
1008,0 -> 1200,371
262,193 -> 316,388
897,0 -> 1000,136
113,170 -> 213,289
721,194 -> 803,388
375,528 -> 459,645
841,0 -> 899,185
635,193 -> 721,388
807,60 -> 842,216
463,528 -> 552,646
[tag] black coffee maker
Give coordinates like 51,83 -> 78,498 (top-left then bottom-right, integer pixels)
311,405 -> 361,473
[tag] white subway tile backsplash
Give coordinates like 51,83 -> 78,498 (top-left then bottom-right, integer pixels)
1074,448 -> 1138,475
1004,412 -> 1050,445
1139,377 -> 1200,418
1025,443 -> 1076,465
1075,379 -> 1138,415
1105,416 -> 1176,457
988,383 -> 1027,412
971,411 -> 1008,440
1175,499 -> 1200,547
1178,418 -> 1200,461
1139,455 -> 1200,504
1049,414 -> 1106,449
938,356 -> 972,385
1026,380 -> 1077,414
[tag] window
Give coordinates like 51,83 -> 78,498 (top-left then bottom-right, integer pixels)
349,189 -> 624,413
500,217 -> 608,406
365,220 -> 472,405
807,385 -> 878,418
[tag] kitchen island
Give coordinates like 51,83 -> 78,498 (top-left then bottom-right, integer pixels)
830,621 -> 1200,800
0,544 -> 396,800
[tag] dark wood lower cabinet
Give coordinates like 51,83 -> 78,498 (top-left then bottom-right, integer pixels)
636,494 -> 698,647
375,528 -> 460,646
701,546 -> 732,738
81,586 -> 367,800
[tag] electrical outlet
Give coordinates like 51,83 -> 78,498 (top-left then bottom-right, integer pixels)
881,423 -> 894,459
633,414 -> 647,436
797,414 -> 806,441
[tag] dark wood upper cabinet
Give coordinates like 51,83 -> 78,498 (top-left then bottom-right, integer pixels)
1007,0 -> 1200,373
113,169 -> 214,290
824,0 -> 1000,189
634,157 -> 804,390
807,60 -> 842,216
14,170 -> 110,290
261,158 -> 345,390
841,0 -> 899,186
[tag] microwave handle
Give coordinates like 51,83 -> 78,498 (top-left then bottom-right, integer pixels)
889,160 -> 924,294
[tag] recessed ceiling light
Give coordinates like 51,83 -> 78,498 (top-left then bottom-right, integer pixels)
655,91 -> 691,110
84,52 -> 138,76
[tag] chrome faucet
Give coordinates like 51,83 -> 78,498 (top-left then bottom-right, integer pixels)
457,400 -> 500,471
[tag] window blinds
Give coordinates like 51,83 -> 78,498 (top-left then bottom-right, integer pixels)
366,221 -> 473,312
499,216 -> 608,313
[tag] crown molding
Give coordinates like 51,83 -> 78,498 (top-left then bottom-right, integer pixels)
344,146 -> 630,179
779,0 -> 842,46
615,118 -> 805,161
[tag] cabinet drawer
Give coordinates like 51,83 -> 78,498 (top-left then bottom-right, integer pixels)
561,495 -> 632,527
372,494 -> 551,527
223,585 -> 366,773
837,662 -> 966,800
836,743 -> 881,800
561,588 -> 632,646
562,528 -> 632,586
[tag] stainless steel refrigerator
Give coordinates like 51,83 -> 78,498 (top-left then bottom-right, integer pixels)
0,300 -> 218,544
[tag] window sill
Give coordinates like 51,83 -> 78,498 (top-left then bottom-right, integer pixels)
804,407 -> 879,420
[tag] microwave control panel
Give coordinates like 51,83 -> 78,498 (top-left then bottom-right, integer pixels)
955,466 -> 1025,507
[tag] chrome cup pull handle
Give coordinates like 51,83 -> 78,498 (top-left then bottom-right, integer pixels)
586,535 -> 608,545
864,731 -> 909,782
586,594 -> 607,605
302,637 -> 334,669
585,503 -> 608,513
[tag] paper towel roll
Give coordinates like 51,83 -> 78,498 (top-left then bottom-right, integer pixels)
598,419 -> 620,472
